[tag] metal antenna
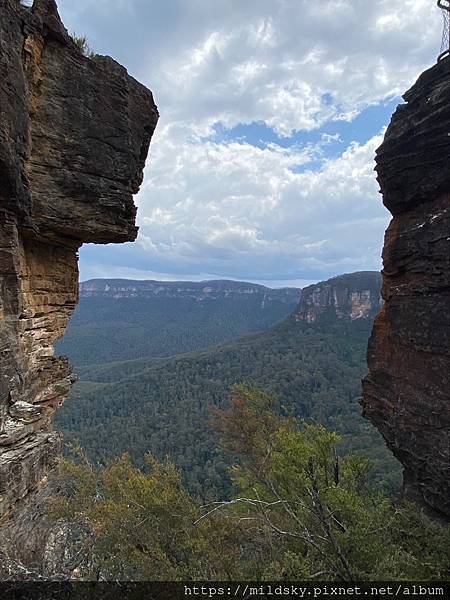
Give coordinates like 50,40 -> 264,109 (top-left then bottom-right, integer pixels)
438,0 -> 450,61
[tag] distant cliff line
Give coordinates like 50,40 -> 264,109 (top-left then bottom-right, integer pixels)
78,278 -> 302,302
78,272 -> 382,310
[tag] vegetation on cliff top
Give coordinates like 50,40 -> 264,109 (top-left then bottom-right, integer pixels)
52,386 -> 450,582
70,33 -> 95,58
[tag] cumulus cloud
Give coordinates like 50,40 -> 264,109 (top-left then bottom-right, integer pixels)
153,0 -> 439,137
57,0 -> 441,283
59,0 -> 440,134
130,128 -> 388,280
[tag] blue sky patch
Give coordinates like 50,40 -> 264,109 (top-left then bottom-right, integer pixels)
206,97 -> 400,163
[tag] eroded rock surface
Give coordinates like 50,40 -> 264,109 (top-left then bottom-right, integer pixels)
295,271 -> 382,324
0,0 -> 158,532
362,58 -> 450,519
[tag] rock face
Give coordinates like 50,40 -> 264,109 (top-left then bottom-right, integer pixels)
294,272 -> 382,324
79,278 -> 301,304
0,0 -> 158,527
362,58 -> 450,519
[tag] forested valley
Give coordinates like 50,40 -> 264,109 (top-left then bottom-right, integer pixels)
52,386 -> 449,581
56,274 -> 400,499
57,279 -> 300,365
49,273 -> 449,581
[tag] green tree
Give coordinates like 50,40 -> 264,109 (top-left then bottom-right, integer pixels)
51,450 -> 261,580
52,387 -> 450,581
208,386 -> 449,581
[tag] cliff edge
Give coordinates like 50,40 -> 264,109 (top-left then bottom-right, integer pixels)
362,58 -> 450,519
0,0 -> 158,531
294,271 -> 382,324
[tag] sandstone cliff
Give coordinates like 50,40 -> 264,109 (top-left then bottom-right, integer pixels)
0,0 -> 158,534
362,58 -> 450,519
294,271 -> 382,324
79,278 -> 301,304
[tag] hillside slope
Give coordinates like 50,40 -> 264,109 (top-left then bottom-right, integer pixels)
57,279 -> 301,365
56,272 -> 400,498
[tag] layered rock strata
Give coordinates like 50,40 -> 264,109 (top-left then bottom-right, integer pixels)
79,278 -> 301,303
0,0 -> 158,521
295,271 -> 382,324
362,58 -> 450,519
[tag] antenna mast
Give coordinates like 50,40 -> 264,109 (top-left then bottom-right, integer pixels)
438,0 -> 450,60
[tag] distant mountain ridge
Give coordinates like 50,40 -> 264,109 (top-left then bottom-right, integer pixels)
58,279 -> 302,367
79,278 -> 301,304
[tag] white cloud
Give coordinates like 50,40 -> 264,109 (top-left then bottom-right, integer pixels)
56,0 -> 441,283
139,0 -> 439,137
58,0 -> 440,137
132,129 -> 389,280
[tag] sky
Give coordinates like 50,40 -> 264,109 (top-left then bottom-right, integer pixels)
56,0 -> 443,288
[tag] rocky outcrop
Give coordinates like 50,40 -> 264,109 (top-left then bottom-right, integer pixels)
294,272 -> 382,324
0,0 -> 158,531
362,58 -> 450,519
79,278 -> 301,304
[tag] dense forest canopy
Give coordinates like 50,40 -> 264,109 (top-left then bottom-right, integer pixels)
53,387 -> 449,581
56,274 -> 400,499
57,280 -> 300,366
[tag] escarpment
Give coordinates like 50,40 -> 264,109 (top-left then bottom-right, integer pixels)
294,272 -> 382,324
362,58 -> 450,519
0,0 -> 158,527
78,278 -> 301,303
